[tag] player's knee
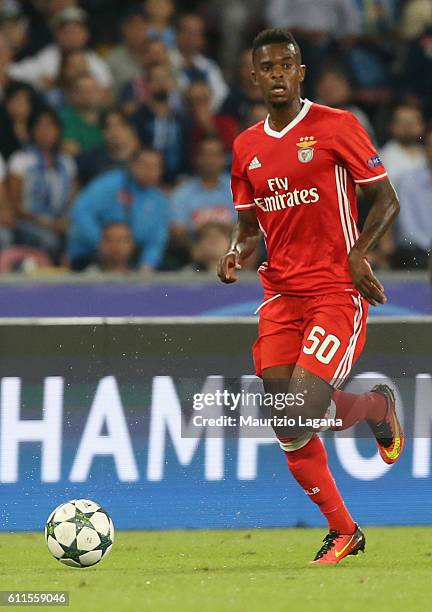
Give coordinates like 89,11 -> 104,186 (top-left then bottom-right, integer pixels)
278,432 -> 313,452
288,378 -> 331,422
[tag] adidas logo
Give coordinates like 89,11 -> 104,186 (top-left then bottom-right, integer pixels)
248,156 -> 262,170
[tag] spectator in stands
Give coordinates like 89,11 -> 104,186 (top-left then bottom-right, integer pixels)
355,0 -> 400,36
169,136 -> 234,265
265,0 -> 362,96
0,81 -> 40,160
380,105 -> 425,186
400,0 -> 432,40
20,0 -> 79,58
0,152 -> 14,249
8,107 -> 77,262
45,48 -> 90,108
86,222 -> 136,273
106,8 -> 149,99
120,38 -> 171,116
316,69 -> 375,138
265,0 -> 363,38
9,7 -> 112,93
221,48 -> 264,126
77,108 -> 140,186
0,31 -> 34,102
131,63 -> 188,183
0,32 -> 14,98
170,14 -> 228,111
183,221 -> 231,273
244,101 -> 268,128
68,148 -> 168,272
400,25 -> 432,117
369,104 -> 425,269
60,74 -> 104,156
0,1 -> 28,61
204,0 -> 262,81
392,125 -> 432,269
347,0 -> 397,91
186,80 -> 239,155
143,0 -> 176,48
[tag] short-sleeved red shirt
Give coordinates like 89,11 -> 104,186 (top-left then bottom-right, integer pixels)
231,99 -> 388,296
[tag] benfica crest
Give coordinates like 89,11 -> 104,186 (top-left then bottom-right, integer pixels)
296,136 -> 317,163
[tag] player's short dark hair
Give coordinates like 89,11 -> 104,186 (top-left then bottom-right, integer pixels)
252,28 -> 301,62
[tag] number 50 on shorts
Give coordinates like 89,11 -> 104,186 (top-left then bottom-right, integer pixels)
303,326 -> 341,365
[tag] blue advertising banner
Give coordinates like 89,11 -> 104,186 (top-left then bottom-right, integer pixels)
0,279 -> 430,318
0,320 -> 431,532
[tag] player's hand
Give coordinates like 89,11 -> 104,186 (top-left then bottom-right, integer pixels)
217,250 -> 242,283
349,250 -> 386,307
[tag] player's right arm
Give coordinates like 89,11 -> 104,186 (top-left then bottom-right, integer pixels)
217,210 -> 260,283
218,135 -> 259,283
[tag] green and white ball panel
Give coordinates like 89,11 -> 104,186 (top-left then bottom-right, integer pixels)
53,502 -> 76,523
53,522 -> 77,547
79,550 -> 103,566
76,527 -> 101,551
47,535 -> 65,559
45,499 -> 114,568
46,502 -> 65,524
89,511 -> 110,535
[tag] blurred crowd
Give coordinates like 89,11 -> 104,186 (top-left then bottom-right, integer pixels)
0,0 -> 430,274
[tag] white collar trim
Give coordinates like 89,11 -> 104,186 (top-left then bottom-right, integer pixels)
264,99 -> 313,139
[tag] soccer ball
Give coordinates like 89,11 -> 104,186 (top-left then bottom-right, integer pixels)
45,499 -> 114,568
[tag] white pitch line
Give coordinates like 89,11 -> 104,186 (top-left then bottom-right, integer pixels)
0,315 -> 429,326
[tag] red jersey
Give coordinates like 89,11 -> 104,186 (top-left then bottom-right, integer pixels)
231,99 -> 388,296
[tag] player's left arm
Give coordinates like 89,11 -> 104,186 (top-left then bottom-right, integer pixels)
349,178 -> 400,307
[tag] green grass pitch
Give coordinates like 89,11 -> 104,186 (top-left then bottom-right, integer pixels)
0,528 -> 429,612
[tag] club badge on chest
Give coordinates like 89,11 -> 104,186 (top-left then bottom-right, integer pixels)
297,136 -> 317,164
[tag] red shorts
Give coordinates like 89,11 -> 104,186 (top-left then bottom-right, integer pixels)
253,291 -> 368,388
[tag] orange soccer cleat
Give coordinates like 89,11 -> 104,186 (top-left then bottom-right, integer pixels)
309,525 -> 365,565
368,384 -> 405,465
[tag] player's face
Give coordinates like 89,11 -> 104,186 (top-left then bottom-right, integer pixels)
252,43 -> 305,108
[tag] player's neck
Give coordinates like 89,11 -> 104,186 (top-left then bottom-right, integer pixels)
268,97 -> 303,132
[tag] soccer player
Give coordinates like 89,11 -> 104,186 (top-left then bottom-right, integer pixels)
217,29 -> 404,565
